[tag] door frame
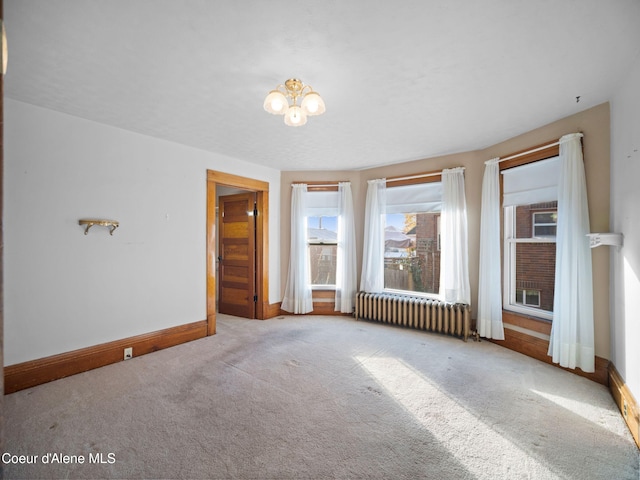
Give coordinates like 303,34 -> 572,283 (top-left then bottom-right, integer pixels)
217,191 -> 257,319
206,170 -> 269,335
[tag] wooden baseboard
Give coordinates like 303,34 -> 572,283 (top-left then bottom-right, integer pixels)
4,320 -> 207,394
288,290 -> 353,316
274,291 -> 353,317
609,364 -> 640,449
309,305 -> 353,316
264,302 -> 283,319
277,305 -> 353,316
489,325 -> 609,385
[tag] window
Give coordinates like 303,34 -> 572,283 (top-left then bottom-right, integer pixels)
533,211 -> 557,237
383,181 -> 442,296
516,289 -> 541,307
502,156 -> 559,320
307,215 -> 337,286
306,190 -> 339,287
504,203 -> 557,320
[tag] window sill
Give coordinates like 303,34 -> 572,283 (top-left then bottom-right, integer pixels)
311,285 -> 336,291
384,289 -> 442,301
503,302 -> 552,321
502,310 -> 551,336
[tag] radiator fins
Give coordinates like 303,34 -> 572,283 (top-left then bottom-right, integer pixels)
355,292 -> 470,341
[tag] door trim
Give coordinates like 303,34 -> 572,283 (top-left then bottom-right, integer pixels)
206,170 -> 269,335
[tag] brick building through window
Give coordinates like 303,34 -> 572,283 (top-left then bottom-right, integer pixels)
384,213 -> 440,294
513,201 -> 557,313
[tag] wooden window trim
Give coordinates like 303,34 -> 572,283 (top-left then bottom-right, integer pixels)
499,139 -> 561,295
500,139 -> 561,325
386,170 -> 442,188
499,141 -> 560,171
293,181 -> 343,192
501,310 -> 551,336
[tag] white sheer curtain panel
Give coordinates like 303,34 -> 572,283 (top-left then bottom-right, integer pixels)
282,184 -> 313,314
439,168 -> 470,304
548,133 -> 595,372
360,179 -> 386,293
477,159 -> 504,339
335,182 -> 357,312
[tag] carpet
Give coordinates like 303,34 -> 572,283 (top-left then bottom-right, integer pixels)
4,314 -> 639,479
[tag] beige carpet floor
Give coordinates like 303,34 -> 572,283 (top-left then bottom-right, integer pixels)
4,314 -> 639,479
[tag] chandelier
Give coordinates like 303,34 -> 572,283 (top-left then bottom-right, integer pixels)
263,78 -> 325,127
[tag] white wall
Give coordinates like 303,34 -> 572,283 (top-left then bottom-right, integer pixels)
4,99 -> 281,365
610,56 -> 640,399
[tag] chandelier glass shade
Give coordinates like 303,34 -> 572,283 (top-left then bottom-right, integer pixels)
264,78 -> 325,126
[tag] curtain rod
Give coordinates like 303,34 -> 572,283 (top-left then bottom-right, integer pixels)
290,181 -> 349,187
388,167 -> 464,183
497,140 -> 560,164
495,133 -> 582,164
293,165 -> 468,187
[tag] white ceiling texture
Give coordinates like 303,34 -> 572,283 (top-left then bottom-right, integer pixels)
5,1 -> 640,171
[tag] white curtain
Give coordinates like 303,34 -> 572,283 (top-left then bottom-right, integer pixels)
335,182 -> 357,312
282,184 -> 313,314
360,179 -> 386,293
439,168 -> 470,304
477,159 -> 505,339
548,133 -> 595,372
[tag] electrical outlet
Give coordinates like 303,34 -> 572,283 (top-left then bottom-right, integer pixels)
124,347 -> 133,360
623,399 -> 628,419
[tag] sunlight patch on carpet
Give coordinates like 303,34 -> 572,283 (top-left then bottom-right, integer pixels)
355,355 -> 561,479
530,388 -> 627,437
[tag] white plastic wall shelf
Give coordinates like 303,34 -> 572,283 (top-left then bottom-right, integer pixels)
587,233 -> 623,248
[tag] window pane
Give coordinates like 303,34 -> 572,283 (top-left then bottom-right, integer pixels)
533,225 -> 557,237
308,216 -> 337,286
534,212 -> 557,224
307,216 -> 337,243
515,202 -> 558,239
309,245 -> 337,285
525,291 -> 541,307
514,243 -> 555,313
384,213 -> 440,294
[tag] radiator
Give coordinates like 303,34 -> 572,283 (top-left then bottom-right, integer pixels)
355,292 -> 471,341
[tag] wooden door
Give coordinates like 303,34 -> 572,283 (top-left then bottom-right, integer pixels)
218,192 -> 257,318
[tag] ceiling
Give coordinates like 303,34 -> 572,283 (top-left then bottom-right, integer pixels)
5,1 -> 640,171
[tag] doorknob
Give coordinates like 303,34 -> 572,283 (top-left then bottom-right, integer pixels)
218,255 -> 223,262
